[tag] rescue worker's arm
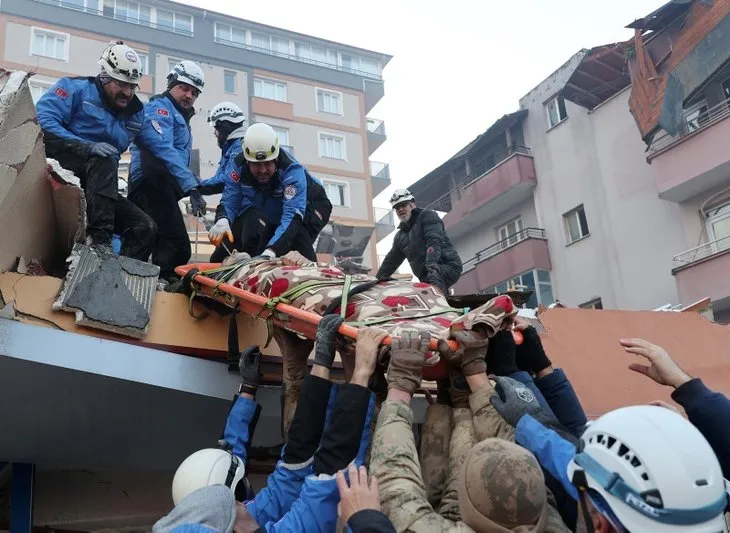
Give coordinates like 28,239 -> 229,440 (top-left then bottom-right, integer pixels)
265,164 -> 308,257
219,177 -> 246,224
199,151 -> 241,196
420,210 -> 447,287
222,346 -> 263,462
134,102 -> 199,194
376,239 -> 406,280
35,78 -> 94,158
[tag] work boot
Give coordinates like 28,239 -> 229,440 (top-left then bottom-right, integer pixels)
86,235 -> 114,257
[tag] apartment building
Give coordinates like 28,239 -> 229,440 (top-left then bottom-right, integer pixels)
408,0 -> 730,323
0,0 -> 394,267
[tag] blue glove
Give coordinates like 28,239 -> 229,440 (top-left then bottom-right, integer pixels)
189,188 -> 207,217
89,142 -> 119,158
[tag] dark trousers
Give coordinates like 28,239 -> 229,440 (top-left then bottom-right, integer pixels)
210,208 -> 322,262
440,261 -> 463,291
50,151 -> 157,261
129,177 -> 191,279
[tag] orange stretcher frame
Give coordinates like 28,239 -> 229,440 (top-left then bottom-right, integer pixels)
176,263 -> 460,354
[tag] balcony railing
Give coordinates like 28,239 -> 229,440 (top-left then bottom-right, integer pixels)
31,0 -> 194,35
374,206 -> 394,225
367,118 -> 386,135
370,161 -> 390,179
649,96 -> 730,156
672,234 -> 730,269
462,228 -> 547,271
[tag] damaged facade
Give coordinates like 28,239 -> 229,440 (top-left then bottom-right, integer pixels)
409,0 -> 730,324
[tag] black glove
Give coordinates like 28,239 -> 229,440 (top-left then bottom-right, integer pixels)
515,326 -> 552,375
189,188 -> 207,217
489,376 -> 556,427
239,345 -> 261,396
89,142 -> 119,158
313,315 -> 345,369
486,330 -> 520,376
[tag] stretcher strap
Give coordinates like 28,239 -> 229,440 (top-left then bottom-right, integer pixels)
339,275 -> 352,319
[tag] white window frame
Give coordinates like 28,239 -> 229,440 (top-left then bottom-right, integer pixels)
253,77 -> 287,102
316,88 -> 343,115
30,27 -> 70,62
155,8 -> 193,35
295,42 -> 337,66
214,21 -> 246,47
272,126 -> 290,148
29,79 -> 53,103
55,0 -> 100,14
496,217 -> 524,249
563,205 -> 590,244
167,57 -> 182,73
545,95 -> 568,129
136,52 -> 149,76
318,132 -> 347,161
223,70 -> 237,94
580,298 -> 604,310
322,179 -> 351,208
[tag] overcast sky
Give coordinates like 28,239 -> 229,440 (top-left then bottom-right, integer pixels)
181,0 -> 662,260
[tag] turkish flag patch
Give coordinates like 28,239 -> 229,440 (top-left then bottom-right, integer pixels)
54,87 -> 69,98
230,170 -> 240,183
157,108 -> 169,117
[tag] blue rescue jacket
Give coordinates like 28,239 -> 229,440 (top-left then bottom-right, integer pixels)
130,92 -> 198,197
35,76 -> 143,157
221,148 -> 332,256
198,137 -> 243,196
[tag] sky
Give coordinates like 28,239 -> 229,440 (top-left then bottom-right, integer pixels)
181,0 -> 662,261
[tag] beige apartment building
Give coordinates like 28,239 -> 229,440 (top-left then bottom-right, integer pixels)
0,0 -> 394,267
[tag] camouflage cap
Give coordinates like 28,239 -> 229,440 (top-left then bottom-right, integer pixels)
459,438 -> 548,532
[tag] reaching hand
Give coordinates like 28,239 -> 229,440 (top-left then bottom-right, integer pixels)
354,327 -> 388,381
209,218 -> 233,246
313,315 -> 345,369
489,376 -> 551,427
387,330 -> 430,395
336,464 -> 381,523
620,338 -> 692,389
89,142 -> 119,158
239,345 -> 261,395
515,326 -> 552,375
189,188 -> 207,217
450,329 -> 489,376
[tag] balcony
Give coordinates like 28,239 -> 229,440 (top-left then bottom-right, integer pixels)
672,235 -> 730,312
370,161 -> 391,198
647,97 -> 730,203
443,146 -> 537,239
453,228 -> 551,294
374,206 -> 396,242
366,118 -> 386,155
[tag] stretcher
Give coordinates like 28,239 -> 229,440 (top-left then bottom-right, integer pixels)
176,261 -> 518,381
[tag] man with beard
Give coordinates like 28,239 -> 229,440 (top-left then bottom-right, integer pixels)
129,60 -> 207,283
214,122 -> 332,261
35,41 -> 157,259
377,189 -> 463,294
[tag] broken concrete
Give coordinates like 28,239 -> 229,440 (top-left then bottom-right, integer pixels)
47,158 -> 87,263
54,244 -> 159,338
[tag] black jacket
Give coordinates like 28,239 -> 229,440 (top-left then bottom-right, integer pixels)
376,208 -> 462,287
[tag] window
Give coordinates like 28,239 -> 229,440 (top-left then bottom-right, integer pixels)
168,57 -> 181,72
317,88 -> 342,115
252,32 -> 289,55
31,28 -> 69,61
137,53 -> 149,75
684,101 -> 709,133
497,218 -> 524,248
272,127 -> 290,148
29,81 -> 52,103
295,42 -> 337,66
214,22 -> 246,47
563,205 -> 589,244
341,53 -> 382,77
58,0 -> 99,13
156,9 -> 192,35
484,269 -> 554,308
253,78 -> 286,102
224,70 -> 237,94
545,96 -> 568,129
114,1 -> 151,24
705,201 -> 730,253
323,181 -> 349,207
580,298 -> 604,310
319,133 -> 345,160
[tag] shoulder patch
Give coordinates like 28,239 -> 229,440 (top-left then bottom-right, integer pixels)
229,170 -> 240,183
284,184 -> 297,200
151,119 -> 163,135
157,108 -> 169,117
54,87 -> 69,98
426,246 -> 435,253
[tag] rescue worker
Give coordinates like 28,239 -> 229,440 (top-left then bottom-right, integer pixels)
377,188 -> 463,294
196,102 -> 247,262
490,376 -> 730,532
35,41 -> 156,259
129,60 -> 207,281
210,123 -> 332,261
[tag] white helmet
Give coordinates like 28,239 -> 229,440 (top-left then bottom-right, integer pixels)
567,406 -> 728,532
389,188 -> 415,208
172,448 -> 248,505
208,101 -> 246,127
242,123 -> 279,162
167,60 -> 205,92
98,41 -> 143,84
